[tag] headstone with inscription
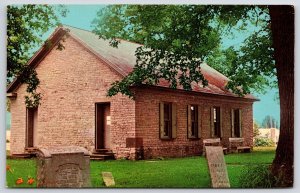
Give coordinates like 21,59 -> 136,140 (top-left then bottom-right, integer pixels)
205,146 -> 230,188
102,172 -> 115,187
36,146 -> 91,188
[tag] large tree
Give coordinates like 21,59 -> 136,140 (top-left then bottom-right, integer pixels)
92,5 -> 294,186
268,5 -> 294,187
7,5 -> 67,107
92,5 -> 276,96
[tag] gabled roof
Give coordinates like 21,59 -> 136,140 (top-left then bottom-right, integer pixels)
7,25 -> 257,101
7,27 -> 67,93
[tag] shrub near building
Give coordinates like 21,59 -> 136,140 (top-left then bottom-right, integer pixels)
254,138 -> 275,147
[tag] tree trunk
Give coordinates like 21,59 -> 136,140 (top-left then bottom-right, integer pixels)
269,5 -> 294,187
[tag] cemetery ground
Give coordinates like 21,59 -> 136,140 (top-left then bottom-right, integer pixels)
6,147 -> 275,188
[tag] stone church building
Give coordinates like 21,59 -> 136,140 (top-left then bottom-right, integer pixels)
7,25 -> 257,160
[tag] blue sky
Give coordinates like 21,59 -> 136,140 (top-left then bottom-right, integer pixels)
6,4 -> 280,128
58,5 -> 103,30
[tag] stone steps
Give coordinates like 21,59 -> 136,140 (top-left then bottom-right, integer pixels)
90,154 -> 114,160
90,157 -> 105,161
91,149 -> 115,161
93,148 -> 111,153
25,147 -> 38,154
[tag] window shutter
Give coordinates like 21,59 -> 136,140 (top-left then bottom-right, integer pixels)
197,106 -> 201,138
210,107 -> 214,137
187,105 -> 192,138
231,109 -> 235,137
220,107 -> 223,137
159,102 -> 164,138
171,103 -> 177,138
239,109 -> 242,137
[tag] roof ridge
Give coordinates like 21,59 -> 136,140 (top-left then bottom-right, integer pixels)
62,24 -> 143,46
61,24 -> 93,33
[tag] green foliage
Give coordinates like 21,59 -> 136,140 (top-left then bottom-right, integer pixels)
24,92 -> 42,108
226,30 -> 276,95
239,164 -> 276,188
6,99 -> 11,112
253,120 -> 260,138
92,5 -> 276,97
7,5 -> 67,107
254,138 -> 275,147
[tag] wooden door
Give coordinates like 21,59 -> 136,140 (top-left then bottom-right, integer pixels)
95,103 -> 111,149
26,108 -> 37,148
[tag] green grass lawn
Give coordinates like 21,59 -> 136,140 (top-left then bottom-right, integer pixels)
6,159 -> 37,188
6,147 -> 275,188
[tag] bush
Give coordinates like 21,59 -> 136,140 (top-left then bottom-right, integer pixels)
239,165 -> 276,188
254,138 -> 275,147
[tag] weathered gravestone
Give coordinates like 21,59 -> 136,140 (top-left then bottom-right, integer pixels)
36,146 -> 91,188
205,146 -> 230,188
102,172 -> 115,187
